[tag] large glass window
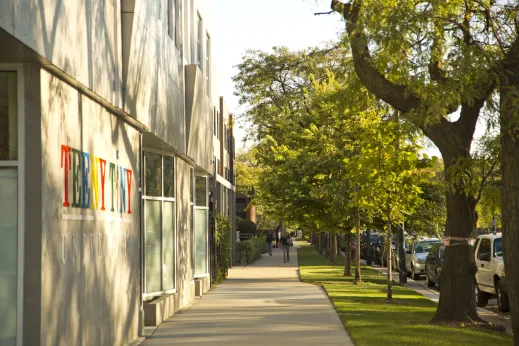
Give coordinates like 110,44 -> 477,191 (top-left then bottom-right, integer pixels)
197,14 -> 203,70
0,71 -> 18,346
0,169 -> 17,345
194,176 -> 208,275
144,152 -> 176,295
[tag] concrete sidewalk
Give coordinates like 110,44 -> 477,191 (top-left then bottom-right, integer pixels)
140,245 -> 354,346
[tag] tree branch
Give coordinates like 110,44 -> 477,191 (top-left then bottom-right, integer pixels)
315,10 -> 335,16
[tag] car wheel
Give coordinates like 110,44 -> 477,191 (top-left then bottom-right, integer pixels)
496,280 -> 510,312
475,282 -> 490,308
412,264 -> 420,280
426,268 -> 435,287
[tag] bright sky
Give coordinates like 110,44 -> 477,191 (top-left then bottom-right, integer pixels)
212,0 -> 344,151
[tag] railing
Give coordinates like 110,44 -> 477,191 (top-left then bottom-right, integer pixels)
236,185 -> 255,197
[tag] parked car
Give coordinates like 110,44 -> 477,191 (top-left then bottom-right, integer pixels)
360,232 -> 379,260
405,238 -> 441,279
425,243 -> 445,288
474,233 -> 508,312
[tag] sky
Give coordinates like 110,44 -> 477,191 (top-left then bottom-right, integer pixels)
212,0 -> 345,151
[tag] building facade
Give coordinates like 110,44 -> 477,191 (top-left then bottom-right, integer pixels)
0,0 -> 230,345
211,97 -> 236,267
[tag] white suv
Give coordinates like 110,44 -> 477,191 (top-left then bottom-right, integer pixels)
474,233 -> 508,312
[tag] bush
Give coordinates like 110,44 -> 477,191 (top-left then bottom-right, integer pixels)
239,236 -> 267,265
237,219 -> 257,237
214,214 -> 231,284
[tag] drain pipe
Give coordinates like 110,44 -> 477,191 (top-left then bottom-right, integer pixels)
138,133 -> 144,337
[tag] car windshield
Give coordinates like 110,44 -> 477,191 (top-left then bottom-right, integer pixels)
494,238 -> 502,257
415,241 -> 439,253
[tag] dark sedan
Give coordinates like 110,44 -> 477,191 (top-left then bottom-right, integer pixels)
425,243 -> 445,288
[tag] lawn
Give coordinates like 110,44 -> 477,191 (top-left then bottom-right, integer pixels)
297,245 -> 513,346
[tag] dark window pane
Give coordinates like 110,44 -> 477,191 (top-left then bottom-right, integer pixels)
195,176 -> 206,207
145,152 -> 162,196
164,156 -> 175,198
190,168 -> 194,203
0,72 -> 18,160
478,239 -> 491,261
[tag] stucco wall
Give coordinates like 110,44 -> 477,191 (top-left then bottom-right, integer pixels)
40,69 -> 140,346
175,158 -> 196,308
0,0 -> 122,107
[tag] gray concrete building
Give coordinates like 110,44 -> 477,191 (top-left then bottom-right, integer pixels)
0,0 -> 226,345
210,97 -> 236,269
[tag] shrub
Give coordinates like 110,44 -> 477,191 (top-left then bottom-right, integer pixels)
214,214 -> 231,284
237,219 -> 257,237
239,236 -> 267,265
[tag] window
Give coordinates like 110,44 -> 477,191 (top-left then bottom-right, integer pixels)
194,176 -> 208,275
144,152 -> 176,295
494,238 -> 502,257
0,71 -> 19,345
216,111 -> 220,140
205,32 -> 211,96
197,14 -> 203,70
168,0 -> 181,48
213,107 -> 217,136
477,239 -> 491,261
0,72 -> 18,160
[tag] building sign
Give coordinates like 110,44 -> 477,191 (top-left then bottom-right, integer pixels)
61,145 -> 133,214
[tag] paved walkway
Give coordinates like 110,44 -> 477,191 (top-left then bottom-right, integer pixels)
141,245 -> 354,346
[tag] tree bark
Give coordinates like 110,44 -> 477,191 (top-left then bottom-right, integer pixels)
432,188 -> 480,322
354,210 -> 362,284
331,232 -> 337,265
387,206 -> 393,301
500,38 -> 519,339
344,232 -> 352,276
318,232 -> 324,255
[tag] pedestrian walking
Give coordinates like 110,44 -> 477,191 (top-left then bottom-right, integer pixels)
280,229 -> 293,263
266,231 -> 274,256
275,230 -> 280,248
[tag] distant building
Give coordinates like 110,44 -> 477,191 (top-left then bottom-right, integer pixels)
236,186 -> 257,224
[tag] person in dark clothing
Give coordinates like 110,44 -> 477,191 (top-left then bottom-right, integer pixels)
266,231 -> 274,256
280,230 -> 292,263
275,231 -> 280,248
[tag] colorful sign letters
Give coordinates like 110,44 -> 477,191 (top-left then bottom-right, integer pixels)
61,145 -> 132,214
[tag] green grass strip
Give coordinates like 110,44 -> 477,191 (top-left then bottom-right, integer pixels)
298,245 -> 513,346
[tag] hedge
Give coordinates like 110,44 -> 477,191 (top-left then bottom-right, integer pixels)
239,236 -> 267,265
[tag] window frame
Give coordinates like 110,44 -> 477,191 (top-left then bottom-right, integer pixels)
142,149 -> 177,298
197,13 -> 203,71
194,175 -> 209,277
205,31 -> 211,97
0,65 -> 25,346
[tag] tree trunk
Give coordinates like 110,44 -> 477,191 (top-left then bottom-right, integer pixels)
331,232 -> 337,265
500,44 -> 519,339
432,188 -> 480,322
354,210 -> 362,284
344,232 -> 352,276
318,232 -> 324,255
387,207 -> 393,302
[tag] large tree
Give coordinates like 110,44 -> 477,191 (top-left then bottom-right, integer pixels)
330,0 -> 499,324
